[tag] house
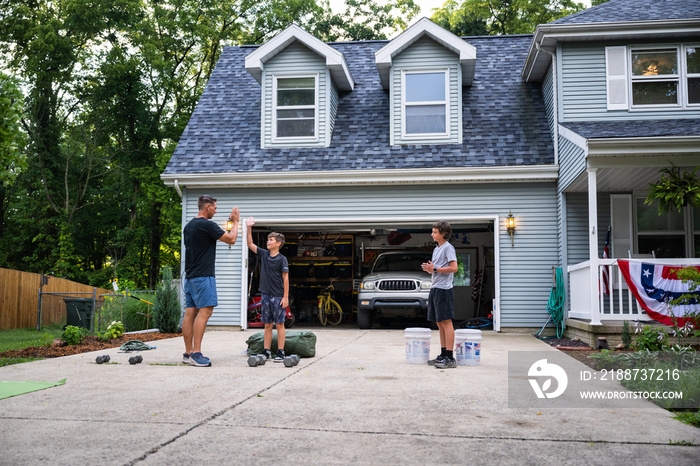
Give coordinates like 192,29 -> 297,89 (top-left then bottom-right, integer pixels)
161,0 -> 700,339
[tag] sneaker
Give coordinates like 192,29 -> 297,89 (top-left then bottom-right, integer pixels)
273,349 -> 285,362
263,349 -> 272,360
434,357 -> 457,369
182,353 -> 195,365
427,355 -> 445,366
190,352 -> 212,367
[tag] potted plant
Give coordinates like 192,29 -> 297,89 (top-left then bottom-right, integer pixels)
645,163 -> 700,214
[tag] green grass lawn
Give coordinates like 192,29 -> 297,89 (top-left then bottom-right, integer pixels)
0,325 -> 63,367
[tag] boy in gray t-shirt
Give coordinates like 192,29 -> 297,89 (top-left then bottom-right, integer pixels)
421,221 -> 459,369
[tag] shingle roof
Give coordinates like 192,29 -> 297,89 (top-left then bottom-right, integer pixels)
163,35 -> 554,176
560,120 -> 700,139
550,0 -> 700,25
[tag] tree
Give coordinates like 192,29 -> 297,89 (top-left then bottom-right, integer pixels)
312,0 -> 420,41
0,74 -> 27,242
431,0 -> 489,36
431,0 -> 586,36
153,265 -> 181,333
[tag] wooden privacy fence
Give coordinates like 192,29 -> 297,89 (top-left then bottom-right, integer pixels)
0,268 -> 110,330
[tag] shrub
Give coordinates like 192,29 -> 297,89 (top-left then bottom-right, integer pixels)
62,325 -> 88,346
153,266 -> 181,333
633,324 -> 668,351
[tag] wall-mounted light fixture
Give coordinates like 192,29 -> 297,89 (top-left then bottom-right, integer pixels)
226,218 -> 234,249
506,211 -> 516,246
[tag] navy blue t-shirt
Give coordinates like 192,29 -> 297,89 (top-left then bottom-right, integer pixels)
184,217 -> 225,278
256,248 -> 289,297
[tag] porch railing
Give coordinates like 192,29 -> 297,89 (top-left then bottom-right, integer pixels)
567,258 -> 700,324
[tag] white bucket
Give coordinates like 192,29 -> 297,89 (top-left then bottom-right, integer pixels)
455,329 -> 482,366
404,327 -> 431,364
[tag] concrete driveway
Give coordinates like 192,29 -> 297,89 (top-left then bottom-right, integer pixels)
1,329 -> 698,465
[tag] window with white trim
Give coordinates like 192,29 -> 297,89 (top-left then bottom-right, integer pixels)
686,46 -> 700,105
402,71 -> 448,136
624,45 -> 700,109
273,76 -> 317,139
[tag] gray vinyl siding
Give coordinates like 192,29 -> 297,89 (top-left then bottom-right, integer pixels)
184,182 -> 558,328
180,189 -> 245,326
542,63 -> 555,137
262,42 -> 328,148
557,135 -> 586,193
560,43 -> 700,121
390,36 -> 461,145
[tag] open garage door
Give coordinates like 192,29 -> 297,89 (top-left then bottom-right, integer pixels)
241,216 -> 501,331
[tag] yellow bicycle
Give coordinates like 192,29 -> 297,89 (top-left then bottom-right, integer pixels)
317,281 -> 343,326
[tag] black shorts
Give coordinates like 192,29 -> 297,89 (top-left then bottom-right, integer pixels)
427,288 -> 455,322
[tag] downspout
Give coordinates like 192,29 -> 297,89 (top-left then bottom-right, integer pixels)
536,42 -> 559,166
173,179 -> 182,198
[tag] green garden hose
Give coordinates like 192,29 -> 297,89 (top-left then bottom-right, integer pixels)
537,267 -> 566,339
547,267 -> 566,338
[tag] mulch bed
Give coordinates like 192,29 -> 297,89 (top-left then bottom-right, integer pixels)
0,333 -> 181,359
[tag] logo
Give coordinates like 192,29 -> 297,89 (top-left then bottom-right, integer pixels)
527,359 -> 568,399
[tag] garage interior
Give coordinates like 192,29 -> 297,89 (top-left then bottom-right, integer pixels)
247,222 -> 495,329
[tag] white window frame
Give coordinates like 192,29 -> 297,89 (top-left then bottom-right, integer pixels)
683,44 -> 700,107
625,44 -> 700,111
401,69 -> 450,140
628,46 -> 681,110
272,74 -> 319,142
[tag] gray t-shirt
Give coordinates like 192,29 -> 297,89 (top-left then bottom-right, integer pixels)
257,248 -> 289,297
431,241 -> 457,290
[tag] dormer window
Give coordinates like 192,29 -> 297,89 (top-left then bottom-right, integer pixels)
274,76 -> 317,140
403,71 -> 448,137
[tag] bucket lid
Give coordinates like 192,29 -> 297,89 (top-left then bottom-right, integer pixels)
455,329 -> 482,336
404,327 -> 431,335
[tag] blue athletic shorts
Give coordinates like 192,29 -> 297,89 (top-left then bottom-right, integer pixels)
260,293 -> 285,324
427,287 -> 454,322
184,276 -> 218,309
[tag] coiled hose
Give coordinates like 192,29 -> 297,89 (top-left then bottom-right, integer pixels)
546,267 -> 566,338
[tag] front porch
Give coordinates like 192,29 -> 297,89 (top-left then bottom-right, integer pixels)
566,258 -> 700,346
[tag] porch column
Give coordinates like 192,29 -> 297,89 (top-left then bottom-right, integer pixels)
587,168 -> 601,325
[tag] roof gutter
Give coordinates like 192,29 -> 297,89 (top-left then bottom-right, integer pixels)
161,165 -> 559,189
522,18 -> 700,81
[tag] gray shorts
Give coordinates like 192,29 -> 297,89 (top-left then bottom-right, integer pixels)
427,288 -> 454,322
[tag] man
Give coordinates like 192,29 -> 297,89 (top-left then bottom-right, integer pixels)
182,195 -> 239,367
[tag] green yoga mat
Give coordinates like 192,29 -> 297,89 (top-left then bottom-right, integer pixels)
0,379 -> 66,400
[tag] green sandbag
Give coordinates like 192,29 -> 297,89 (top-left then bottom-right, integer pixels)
246,331 -> 316,358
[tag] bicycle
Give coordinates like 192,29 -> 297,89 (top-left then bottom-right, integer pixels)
317,280 -> 343,326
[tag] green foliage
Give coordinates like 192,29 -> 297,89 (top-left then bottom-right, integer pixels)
430,0 -> 586,36
312,0 -> 420,41
674,411 -> 700,428
153,266 -> 181,333
621,320 -> 632,350
62,325 -> 88,346
645,164 -> 700,215
633,324 -> 669,351
121,293 -> 156,332
0,73 -> 27,188
98,321 -> 125,341
587,349 -> 629,370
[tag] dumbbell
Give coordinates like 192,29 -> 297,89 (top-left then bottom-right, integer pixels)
283,354 -> 300,367
95,355 -> 111,364
247,354 -> 267,367
129,355 -> 143,364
